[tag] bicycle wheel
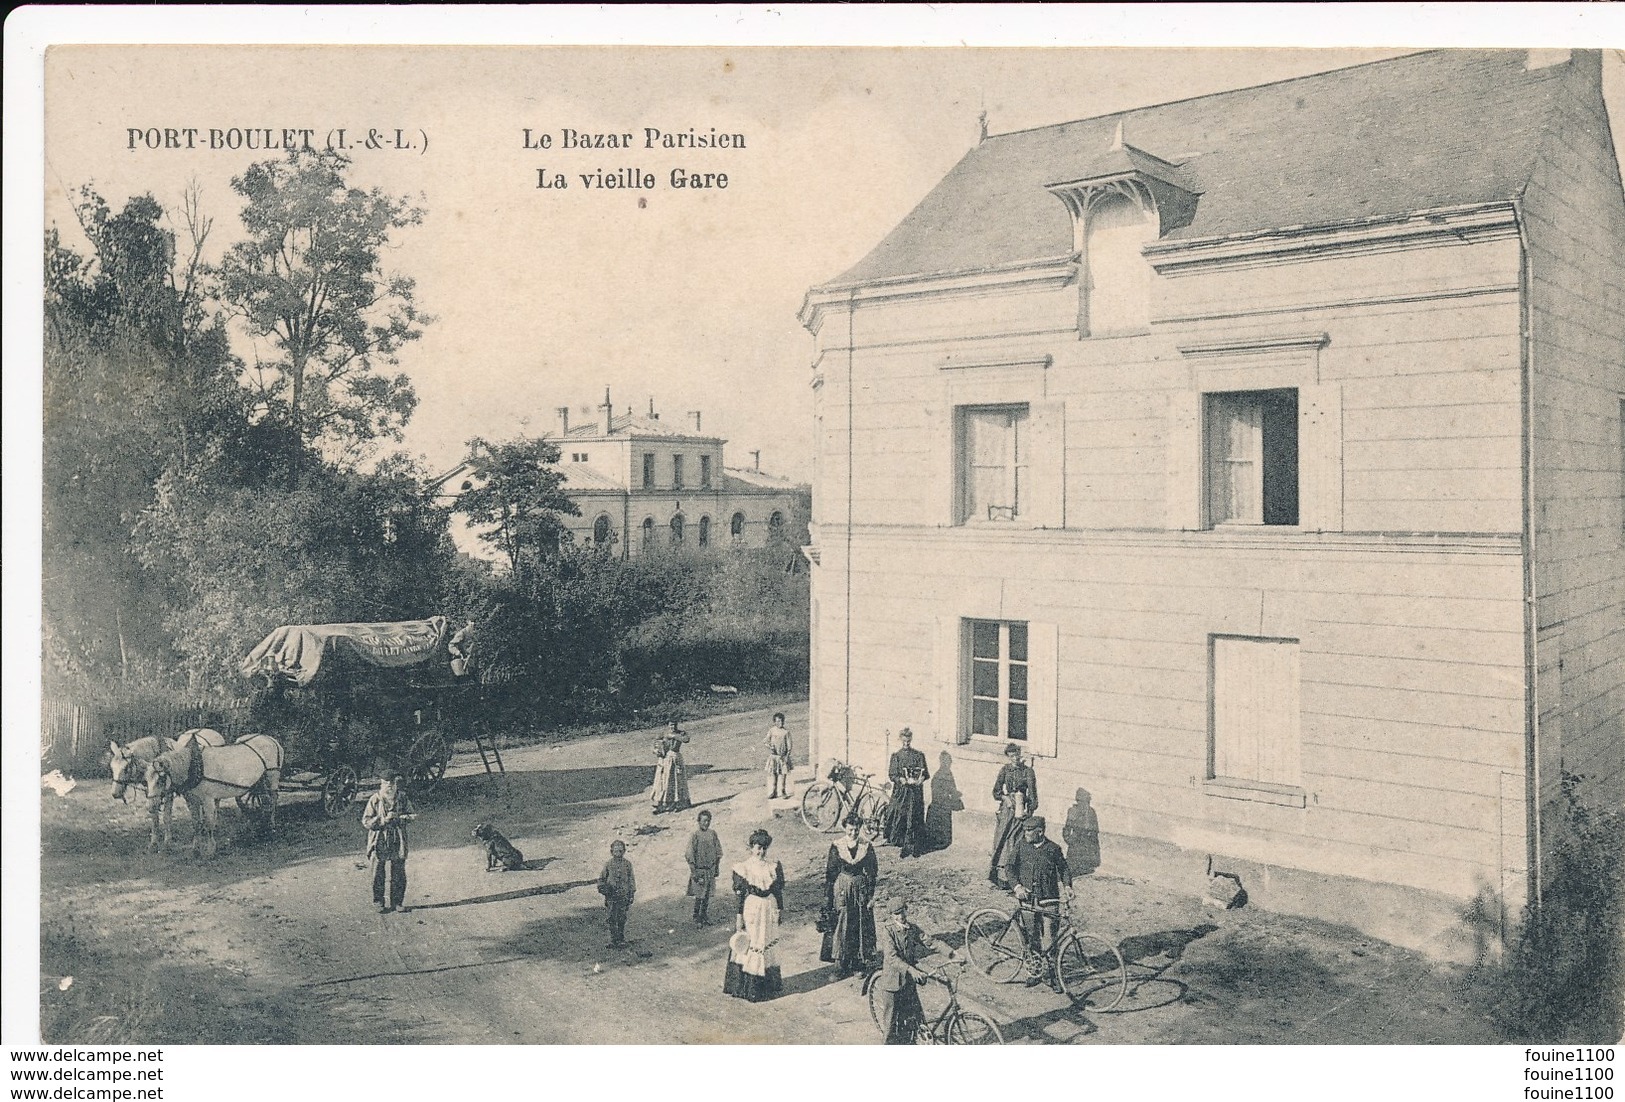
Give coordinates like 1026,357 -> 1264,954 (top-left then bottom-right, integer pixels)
864,972 -> 884,1034
963,909 -> 1025,983
945,1009 -> 1005,1045
1056,931 -> 1128,1011
799,783 -> 843,832
855,791 -> 888,840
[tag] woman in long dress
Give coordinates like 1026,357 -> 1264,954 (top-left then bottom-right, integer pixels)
819,817 -> 878,977
650,720 -> 692,813
723,829 -> 785,1002
989,742 -> 1038,885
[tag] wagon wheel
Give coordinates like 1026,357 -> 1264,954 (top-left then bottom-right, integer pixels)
321,765 -> 360,819
408,731 -> 452,793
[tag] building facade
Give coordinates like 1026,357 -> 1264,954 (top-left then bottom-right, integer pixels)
545,391 -> 808,558
801,50 -> 1624,958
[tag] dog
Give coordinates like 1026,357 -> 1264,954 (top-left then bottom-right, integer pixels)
471,822 -> 525,872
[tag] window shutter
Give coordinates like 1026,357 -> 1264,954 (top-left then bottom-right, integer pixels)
1165,390 -> 1204,530
934,616 -> 964,743
925,403 -> 955,527
1027,621 -> 1060,758
1299,383 -> 1343,532
1025,400 -> 1066,529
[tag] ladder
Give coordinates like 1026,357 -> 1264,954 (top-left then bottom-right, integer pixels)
472,720 -> 505,778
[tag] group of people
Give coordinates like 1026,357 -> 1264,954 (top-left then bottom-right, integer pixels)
360,709 -> 1071,1040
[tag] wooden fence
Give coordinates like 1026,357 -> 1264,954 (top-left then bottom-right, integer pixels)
42,698 -> 251,776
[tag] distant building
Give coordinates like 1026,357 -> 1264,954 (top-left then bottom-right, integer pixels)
800,50 -> 1624,959
437,388 -> 809,559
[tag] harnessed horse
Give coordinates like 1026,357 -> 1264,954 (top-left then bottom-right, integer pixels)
109,730 -> 228,853
145,732 -> 285,857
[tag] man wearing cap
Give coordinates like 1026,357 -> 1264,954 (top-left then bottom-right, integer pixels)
989,742 -> 1038,885
872,897 -> 930,1044
1004,815 -> 1072,992
363,772 -> 417,914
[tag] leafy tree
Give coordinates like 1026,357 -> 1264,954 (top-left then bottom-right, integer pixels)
43,187 -> 243,683
134,454 -> 454,693
457,436 -> 580,581
216,150 -> 431,471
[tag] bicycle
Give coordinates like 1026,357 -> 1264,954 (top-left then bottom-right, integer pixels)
863,958 -> 1005,1044
964,896 -> 1128,1011
799,762 -> 889,838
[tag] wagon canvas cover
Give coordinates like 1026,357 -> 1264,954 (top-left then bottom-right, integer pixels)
240,617 -> 450,686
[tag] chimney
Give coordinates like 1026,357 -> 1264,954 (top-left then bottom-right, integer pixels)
688,410 -> 702,433
648,396 -> 659,421
750,449 -> 761,471
598,387 -> 613,435
556,406 -> 570,436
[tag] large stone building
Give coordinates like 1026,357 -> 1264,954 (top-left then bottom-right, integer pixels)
800,50 -> 1624,957
545,391 -> 809,557
436,392 -> 808,561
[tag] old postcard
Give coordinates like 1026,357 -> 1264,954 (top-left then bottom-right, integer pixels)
8,4 -> 1624,1084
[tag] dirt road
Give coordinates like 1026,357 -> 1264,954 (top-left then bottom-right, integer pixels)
40,703 -> 1502,1045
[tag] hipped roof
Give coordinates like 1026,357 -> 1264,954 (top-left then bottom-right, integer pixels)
829,50 -> 1570,288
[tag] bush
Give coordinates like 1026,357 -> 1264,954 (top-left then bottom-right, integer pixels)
1484,771 -> 1625,1042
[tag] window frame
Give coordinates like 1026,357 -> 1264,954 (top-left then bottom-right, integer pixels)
698,514 -> 710,548
640,516 -> 655,550
670,513 -> 684,546
955,403 -> 1031,526
1203,388 -> 1300,529
673,454 -> 685,490
963,618 -> 1031,747
700,455 -> 712,489
642,452 -> 656,489
730,511 -> 746,543
592,514 -> 614,549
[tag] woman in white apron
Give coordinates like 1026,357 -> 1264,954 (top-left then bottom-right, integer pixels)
722,829 -> 785,1002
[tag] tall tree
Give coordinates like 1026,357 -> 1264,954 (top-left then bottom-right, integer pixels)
43,187 -> 242,683
458,436 -> 580,582
216,150 -> 431,472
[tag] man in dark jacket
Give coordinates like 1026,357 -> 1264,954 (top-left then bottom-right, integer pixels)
1003,816 -> 1072,992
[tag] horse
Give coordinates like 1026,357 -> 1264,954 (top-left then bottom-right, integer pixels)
109,729 -> 228,853
144,732 -> 285,857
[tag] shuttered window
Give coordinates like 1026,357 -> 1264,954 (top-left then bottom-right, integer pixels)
1209,636 -> 1304,803
1205,389 -> 1298,526
958,406 -> 1029,523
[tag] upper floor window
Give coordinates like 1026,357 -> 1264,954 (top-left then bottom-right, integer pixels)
673,455 -> 685,490
1083,193 -> 1154,335
700,455 -> 712,488
957,405 -> 1029,524
642,453 -> 656,489
1206,389 -> 1298,526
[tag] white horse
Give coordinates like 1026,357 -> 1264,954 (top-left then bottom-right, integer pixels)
144,732 -> 285,857
109,730 -> 228,853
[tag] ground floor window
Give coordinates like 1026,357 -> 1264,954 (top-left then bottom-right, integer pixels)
968,619 -> 1028,742
730,511 -> 746,543
593,515 -> 613,548
1209,635 -> 1303,803
641,516 -> 655,550
698,515 -> 710,547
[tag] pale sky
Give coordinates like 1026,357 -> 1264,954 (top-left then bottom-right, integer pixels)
41,45 -> 1452,483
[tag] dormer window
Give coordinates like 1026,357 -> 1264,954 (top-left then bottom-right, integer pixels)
1046,138 -> 1198,339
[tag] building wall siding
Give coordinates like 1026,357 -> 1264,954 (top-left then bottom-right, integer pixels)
1523,51 -> 1625,819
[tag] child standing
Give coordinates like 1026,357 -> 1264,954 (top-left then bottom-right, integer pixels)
764,712 -> 793,800
684,810 -> 724,926
598,840 -> 636,948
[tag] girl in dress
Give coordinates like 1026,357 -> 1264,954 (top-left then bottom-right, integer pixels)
650,720 -> 692,813
819,816 -> 878,977
723,829 -> 785,1002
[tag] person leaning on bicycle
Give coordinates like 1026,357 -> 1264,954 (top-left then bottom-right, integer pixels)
999,815 -> 1073,993
874,896 -> 931,1044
